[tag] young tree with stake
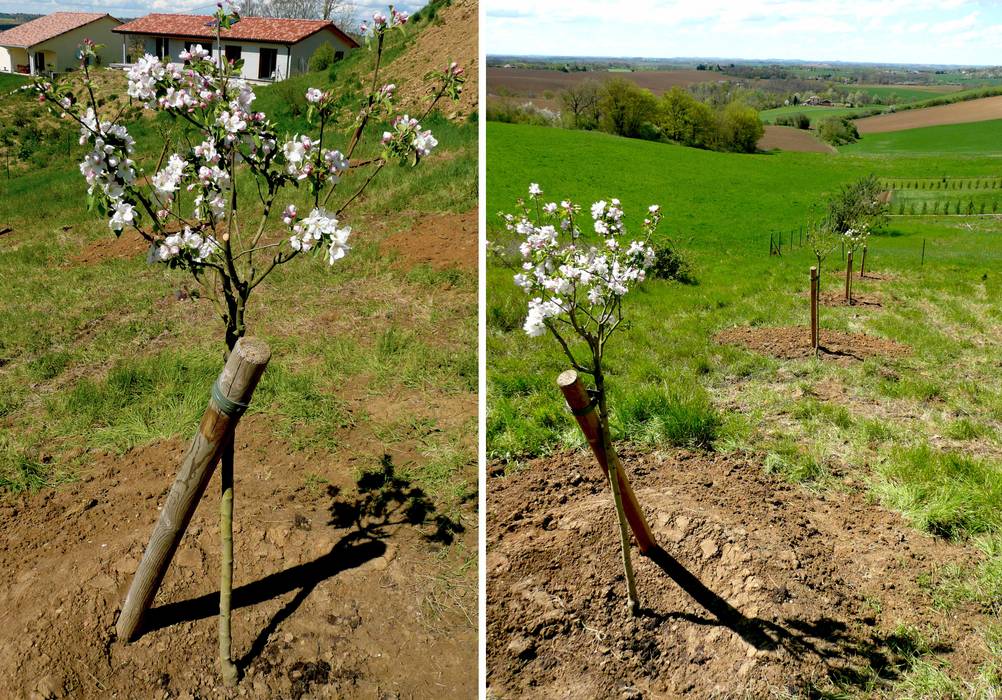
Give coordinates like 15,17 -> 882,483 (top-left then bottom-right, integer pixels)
33,3 -> 463,684
496,184 -> 661,614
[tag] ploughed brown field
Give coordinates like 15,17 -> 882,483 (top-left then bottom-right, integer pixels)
487,66 -> 734,97
757,125 -> 835,154
855,95 -> 1002,133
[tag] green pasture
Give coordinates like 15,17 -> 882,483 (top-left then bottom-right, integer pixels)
487,121 -> 1001,695
856,84 -> 962,103
845,119 -> 1002,156
760,104 -> 885,125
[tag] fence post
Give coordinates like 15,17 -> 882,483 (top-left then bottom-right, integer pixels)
116,337 -> 272,642
859,244 -> 867,278
921,239 -> 926,265
845,250 -> 854,303
556,370 -> 655,554
810,266 -> 819,354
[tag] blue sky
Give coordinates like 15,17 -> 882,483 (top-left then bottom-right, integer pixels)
487,0 -> 1002,66
0,0 -> 423,25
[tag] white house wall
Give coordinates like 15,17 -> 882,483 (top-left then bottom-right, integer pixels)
289,29 -> 353,75
32,16 -> 121,73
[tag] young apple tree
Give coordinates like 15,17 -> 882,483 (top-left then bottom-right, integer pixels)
34,2 -> 463,683
497,184 -> 661,614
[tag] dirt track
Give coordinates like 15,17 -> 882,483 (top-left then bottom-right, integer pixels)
854,95 -> 1002,134
758,126 -> 835,154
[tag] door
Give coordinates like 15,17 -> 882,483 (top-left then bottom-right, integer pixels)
258,47 -> 277,80
33,51 -> 45,75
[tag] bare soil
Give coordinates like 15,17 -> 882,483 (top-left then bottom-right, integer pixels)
380,209 -> 477,271
384,0 -> 478,120
809,290 -> 883,308
487,449 -> 992,698
855,95 -> 1002,134
758,126 -> 835,154
0,414 -> 477,699
69,229 -> 150,265
715,326 -> 909,363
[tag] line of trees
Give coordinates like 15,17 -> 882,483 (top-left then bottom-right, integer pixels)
557,80 -> 764,153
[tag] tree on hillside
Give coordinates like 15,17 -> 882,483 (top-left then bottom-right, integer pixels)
559,80 -> 601,130
719,101 -> 763,153
657,87 -> 717,149
239,0 -> 357,25
598,78 -> 658,139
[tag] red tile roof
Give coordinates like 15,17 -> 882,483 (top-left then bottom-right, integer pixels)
0,12 -> 117,48
114,14 -> 359,48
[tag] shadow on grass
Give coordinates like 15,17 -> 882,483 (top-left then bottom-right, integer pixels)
141,454 -> 464,676
642,545 -> 950,693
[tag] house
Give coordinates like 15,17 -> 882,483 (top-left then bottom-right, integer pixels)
113,14 -> 359,83
0,12 -> 122,75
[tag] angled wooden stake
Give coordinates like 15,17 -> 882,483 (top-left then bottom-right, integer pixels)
116,337 -> 271,642
810,266 -> 819,353
557,370 -> 655,554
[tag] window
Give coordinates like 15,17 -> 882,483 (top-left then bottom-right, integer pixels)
258,47 -> 278,80
334,50 -> 344,61
225,45 -> 242,64
155,37 -> 169,59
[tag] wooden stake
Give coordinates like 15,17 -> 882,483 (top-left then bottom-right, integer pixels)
921,239 -> 926,265
116,337 -> 271,642
557,370 -> 655,554
845,250 -> 854,303
810,266 -> 819,353
859,244 -> 867,278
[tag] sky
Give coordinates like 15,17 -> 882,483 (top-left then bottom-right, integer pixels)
487,0 -> 1002,66
0,0 -> 423,26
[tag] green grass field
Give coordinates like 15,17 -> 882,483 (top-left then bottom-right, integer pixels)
487,120 -> 1002,696
856,84 -> 961,103
0,72 -> 28,93
845,119 -> 1002,156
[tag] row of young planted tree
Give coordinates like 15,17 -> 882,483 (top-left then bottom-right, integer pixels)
895,199 -> 1000,216
33,3 -> 463,684
488,79 -> 764,153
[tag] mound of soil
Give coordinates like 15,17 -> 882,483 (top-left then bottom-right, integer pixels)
487,449 -> 990,698
855,95 -> 1002,134
70,230 -> 150,265
803,290 -> 883,308
0,415 -> 476,699
384,0 -> 478,120
715,326 -> 908,363
758,126 -> 835,154
380,209 -> 477,271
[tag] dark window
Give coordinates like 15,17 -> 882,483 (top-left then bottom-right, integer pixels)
155,37 -> 169,59
225,45 -> 242,64
258,47 -> 278,79
334,50 -> 344,61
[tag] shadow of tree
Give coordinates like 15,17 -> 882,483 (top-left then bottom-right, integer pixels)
141,453 -> 464,678
644,545 -> 952,694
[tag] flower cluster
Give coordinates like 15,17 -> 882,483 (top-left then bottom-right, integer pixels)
76,108 -> 138,230
286,207 -> 352,265
383,114 -> 438,164
155,226 -> 220,263
361,6 -> 408,34
501,183 -> 659,337
280,130 -> 349,185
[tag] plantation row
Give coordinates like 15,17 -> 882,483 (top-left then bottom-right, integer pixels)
881,177 -> 1002,190
892,199 -> 1002,216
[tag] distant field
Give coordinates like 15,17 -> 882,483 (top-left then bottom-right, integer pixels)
856,84 -> 962,102
844,118 -> 1002,155
760,104 -> 886,125
855,95 -> 1002,134
487,66 -> 732,97
757,125 -> 834,153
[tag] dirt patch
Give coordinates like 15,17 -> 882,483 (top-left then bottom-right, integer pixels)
807,290 -> 883,308
70,230 -> 150,265
715,326 -> 908,363
855,95 -> 1002,134
0,415 -> 476,699
380,209 -> 477,271
758,125 -> 835,154
487,449 -> 992,698
383,0 -> 478,120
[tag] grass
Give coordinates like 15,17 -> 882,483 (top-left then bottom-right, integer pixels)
486,120 -> 1002,694
760,104 -> 887,126
845,119 -> 1002,156
0,16 -> 476,517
